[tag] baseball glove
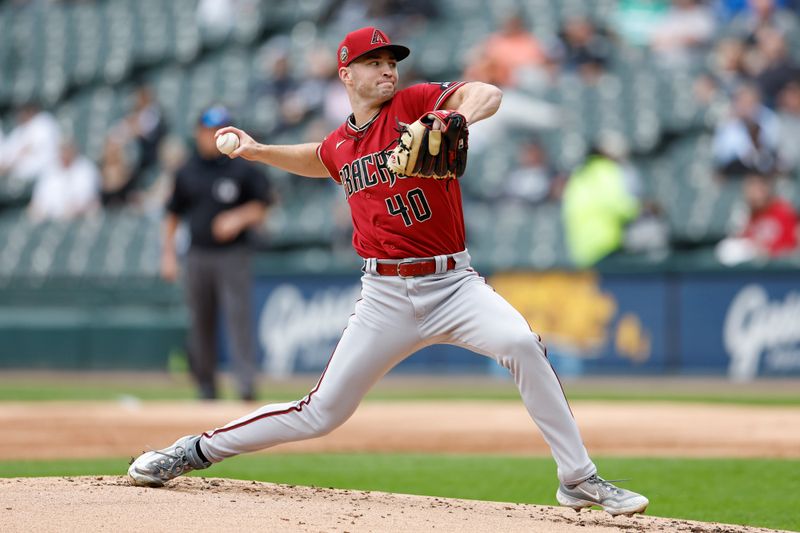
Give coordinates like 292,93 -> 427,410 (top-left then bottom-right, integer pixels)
387,110 -> 468,180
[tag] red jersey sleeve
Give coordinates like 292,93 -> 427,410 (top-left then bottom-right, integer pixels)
394,81 -> 467,118
317,135 -> 340,182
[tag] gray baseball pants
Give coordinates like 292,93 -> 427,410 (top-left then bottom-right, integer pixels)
198,250 -> 597,485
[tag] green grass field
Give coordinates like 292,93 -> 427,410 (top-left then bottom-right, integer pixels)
0,454 -> 797,531
1,374 -> 799,405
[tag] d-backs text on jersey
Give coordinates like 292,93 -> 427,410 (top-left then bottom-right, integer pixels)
338,150 -> 406,198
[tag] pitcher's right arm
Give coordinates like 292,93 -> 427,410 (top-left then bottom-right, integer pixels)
215,126 -> 328,178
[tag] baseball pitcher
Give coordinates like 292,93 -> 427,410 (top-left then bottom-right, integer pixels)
129,27 -> 648,516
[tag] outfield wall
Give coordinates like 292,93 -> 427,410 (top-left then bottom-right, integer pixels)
0,282 -> 186,370
0,269 -> 798,380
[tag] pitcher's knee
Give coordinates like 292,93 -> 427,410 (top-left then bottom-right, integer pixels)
309,416 -> 341,437
502,330 -> 546,359
495,332 -> 549,375
305,402 -> 354,438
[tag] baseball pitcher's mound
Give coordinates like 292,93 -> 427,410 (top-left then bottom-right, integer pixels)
0,476 -> 785,533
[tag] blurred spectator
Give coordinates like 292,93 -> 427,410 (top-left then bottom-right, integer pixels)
713,0 -> 797,19
195,0 -> 234,42
136,135 -> 188,216
320,0 -> 369,35
468,92 -> 560,152
748,28 -> 799,108
599,129 -> 671,259
728,0 -> 799,43
106,84 -> 168,204
712,83 -> 780,176
0,101 -> 60,185
776,81 -> 800,172
162,106 -> 272,401
130,85 -> 168,177
716,37 -> 750,79
322,0 -> 439,38
693,38 -> 750,118
694,35 -> 759,124
99,137 -> 132,206
464,16 -> 560,150
502,140 -> 563,204
463,14 -> 546,88
624,200 -> 671,259
295,49 -> 333,111
562,138 -> 641,268
596,131 -> 644,198
251,49 -> 306,134
366,0 -> 440,36
560,17 -> 611,83
28,139 -> 100,222
536,42 -> 568,89
715,0 -> 752,20
611,0 -> 670,48
716,172 -> 798,264
296,47 -> 351,130
650,0 -> 716,66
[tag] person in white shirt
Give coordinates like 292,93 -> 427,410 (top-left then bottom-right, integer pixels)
712,84 -> 780,177
0,102 -> 61,185
28,140 -> 100,222
650,0 -> 716,66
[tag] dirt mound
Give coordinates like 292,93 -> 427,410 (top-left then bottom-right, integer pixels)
0,477 -> 784,533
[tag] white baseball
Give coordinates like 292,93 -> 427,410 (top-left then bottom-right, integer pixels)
216,132 -> 239,155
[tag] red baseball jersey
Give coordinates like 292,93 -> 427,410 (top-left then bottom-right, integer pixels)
317,81 -> 467,259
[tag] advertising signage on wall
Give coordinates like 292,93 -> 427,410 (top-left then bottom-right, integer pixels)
680,278 -> 800,379
245,271 -> 800,379
725,285 -> 800,379
253,276 -> 361,378
489,271 -> 668,375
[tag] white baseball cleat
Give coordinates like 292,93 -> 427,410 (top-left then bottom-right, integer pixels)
128,435 -> 211,487
556,474 -> 649,516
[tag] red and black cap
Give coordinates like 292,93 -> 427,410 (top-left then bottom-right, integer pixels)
337,27 -> 410,69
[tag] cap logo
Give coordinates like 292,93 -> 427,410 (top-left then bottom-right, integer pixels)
371,29 -> 388,45
340,46 -> 348,64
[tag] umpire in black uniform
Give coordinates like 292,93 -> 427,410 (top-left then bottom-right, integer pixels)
162,106 -> 272,401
